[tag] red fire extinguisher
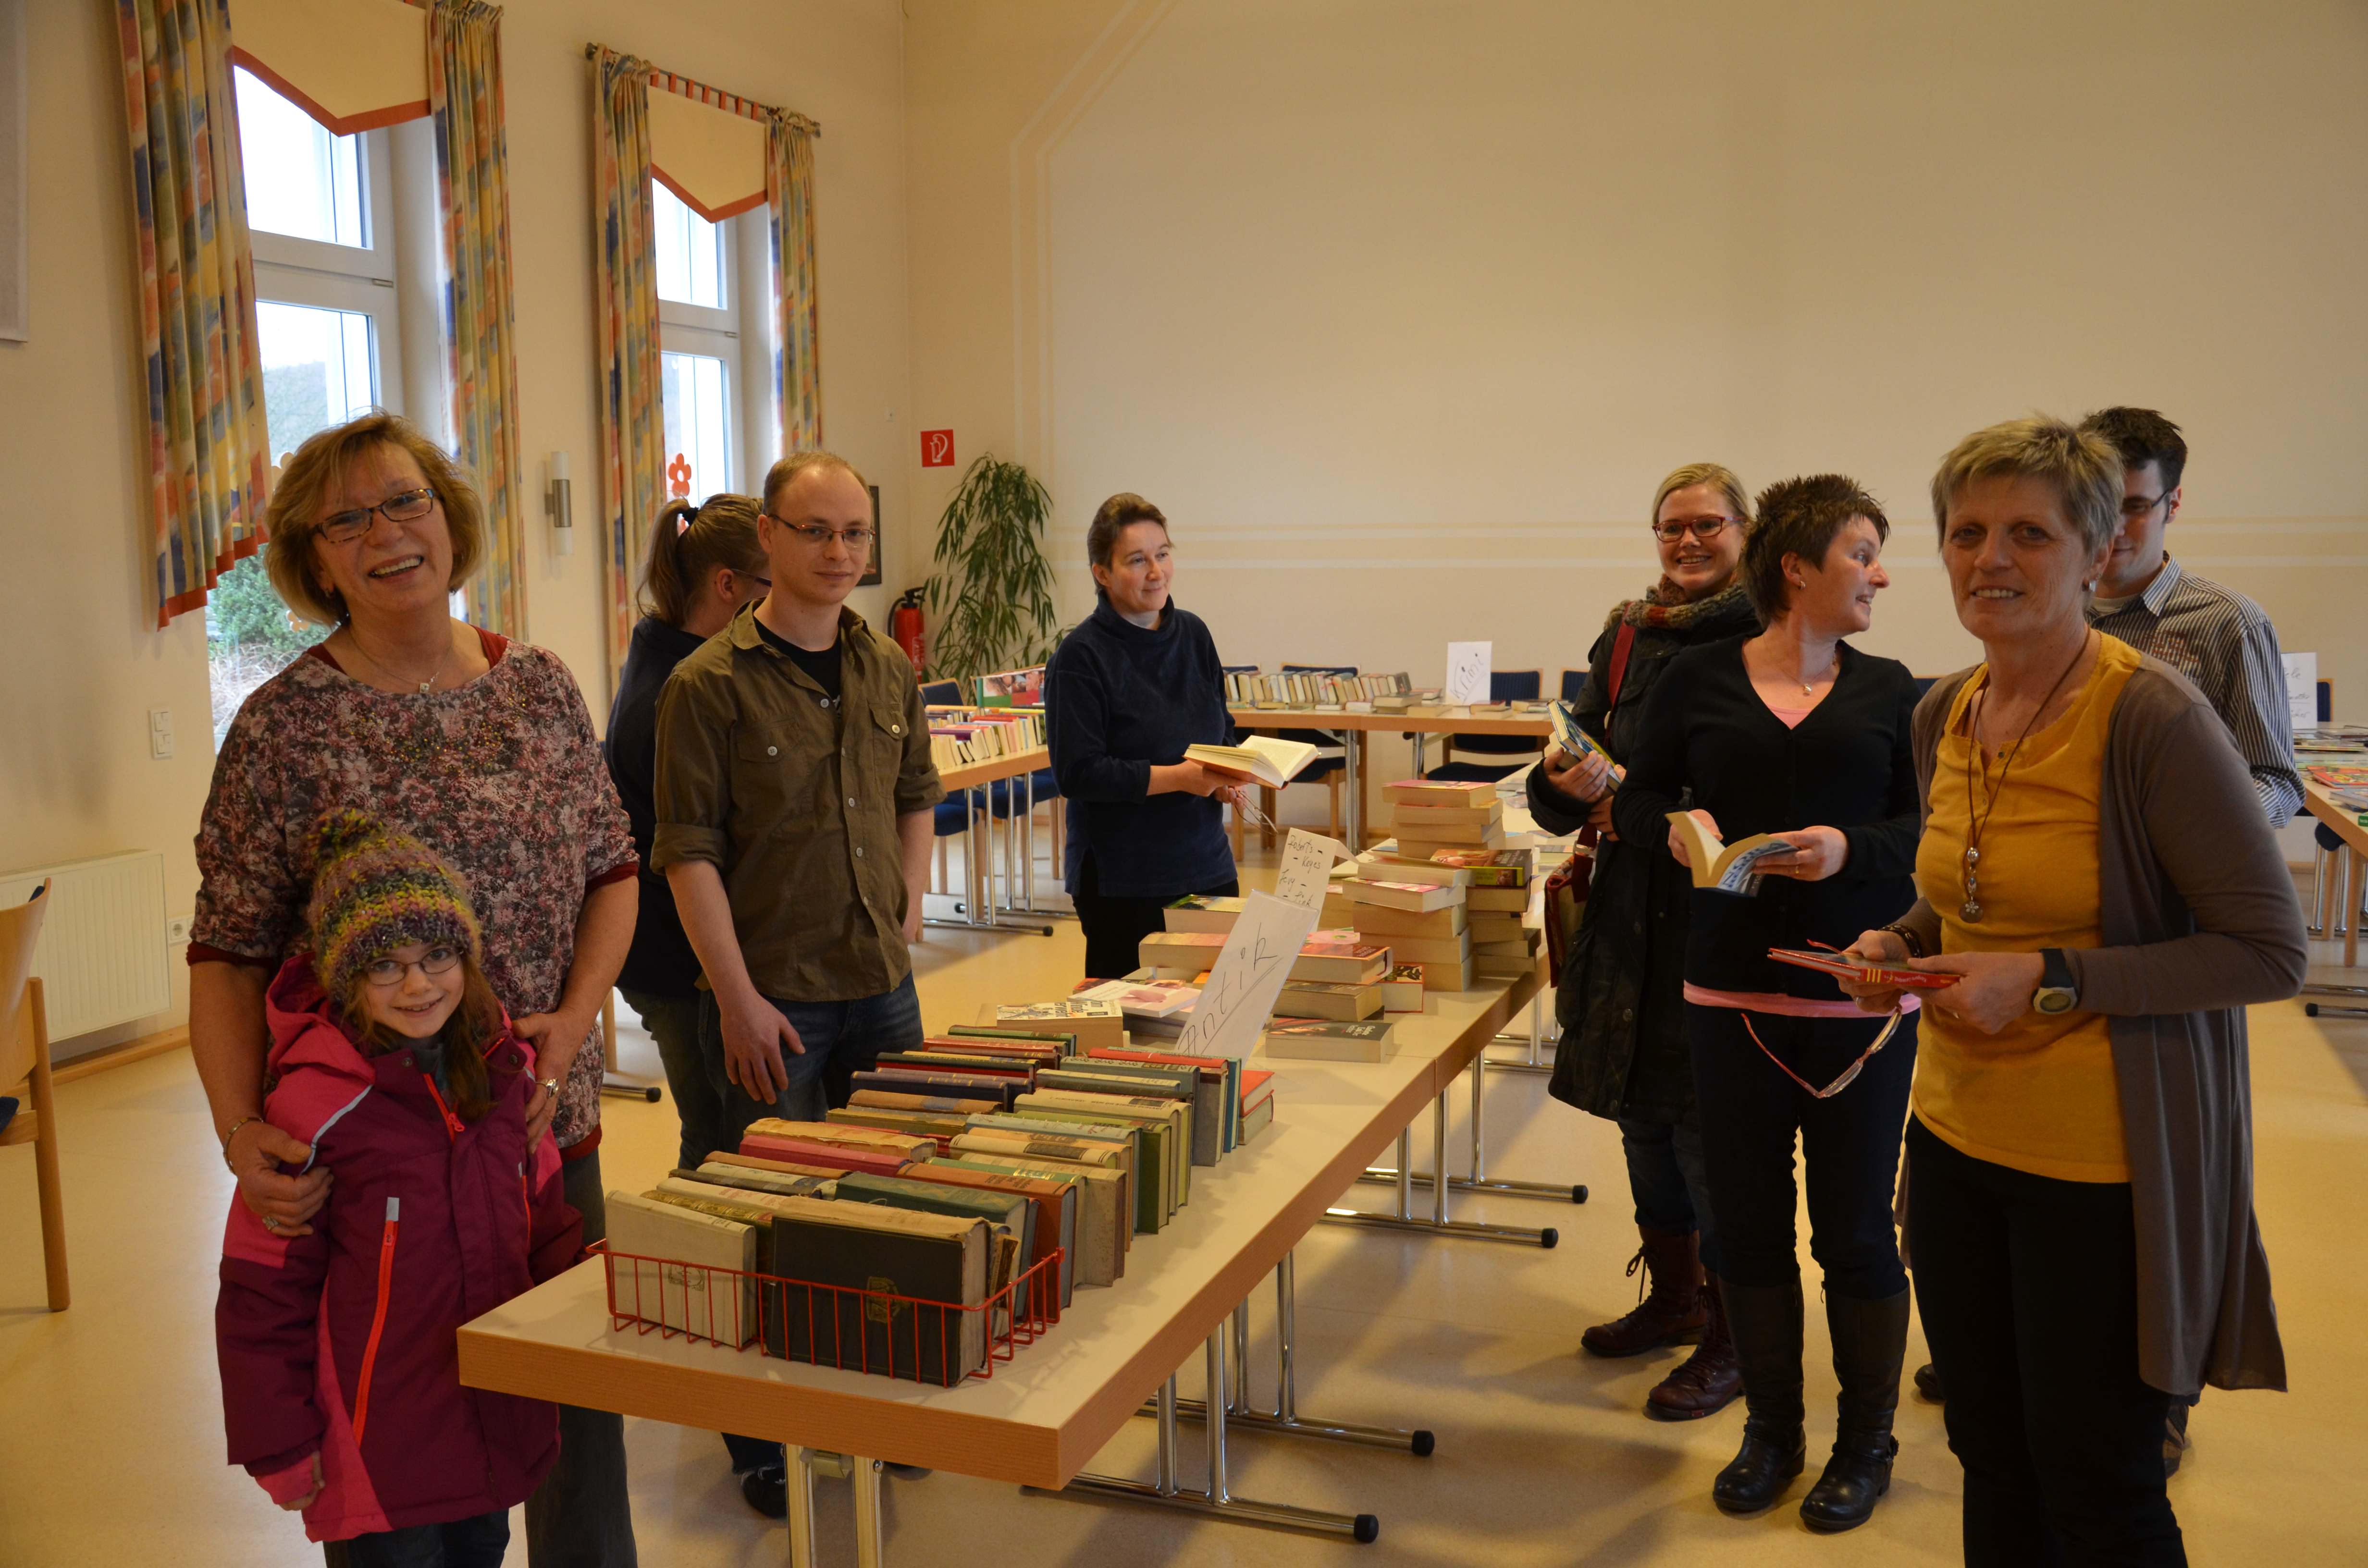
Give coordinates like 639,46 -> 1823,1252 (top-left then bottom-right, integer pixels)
891,587 -> 927,676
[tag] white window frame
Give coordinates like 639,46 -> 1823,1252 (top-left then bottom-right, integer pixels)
658,198 -> 743,493
654,187 -> 782,497
247,114 -> 405,427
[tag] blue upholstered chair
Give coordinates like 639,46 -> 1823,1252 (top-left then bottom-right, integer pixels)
1559,668 -> 1589,704
1427,669 -> 1545,783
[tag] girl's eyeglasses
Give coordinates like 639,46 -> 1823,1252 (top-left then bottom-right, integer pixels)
364,944 -> 464,987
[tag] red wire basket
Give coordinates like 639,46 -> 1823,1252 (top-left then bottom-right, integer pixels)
597,1240 -> 1063,1387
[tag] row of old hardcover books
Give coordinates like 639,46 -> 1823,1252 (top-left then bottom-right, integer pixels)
1224,669 -> 1415,706
925,704 -> 1045,772
605,1018 -> 1273,1384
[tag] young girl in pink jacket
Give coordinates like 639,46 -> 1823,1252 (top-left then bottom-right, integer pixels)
216,814 -> 583,1564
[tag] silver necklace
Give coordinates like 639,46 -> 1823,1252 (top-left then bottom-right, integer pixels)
347,630 -> 454,695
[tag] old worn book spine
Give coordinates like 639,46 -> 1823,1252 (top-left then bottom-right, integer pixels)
761,1213 -> 985,1384
605,1190 -> 759,1346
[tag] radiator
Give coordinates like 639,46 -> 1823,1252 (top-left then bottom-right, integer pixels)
0,851 -> 171,1042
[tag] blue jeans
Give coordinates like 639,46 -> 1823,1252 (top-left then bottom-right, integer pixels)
330,1511 -> 508,1568
697,973 -> 924,1145
700,973 -> 924,1474
621,988 -> 724,1171
1618,1111 -> 1721,1276
523,1150 -> 638,1567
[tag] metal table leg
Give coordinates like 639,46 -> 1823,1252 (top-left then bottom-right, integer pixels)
1343,728 -> 1365,849
1357,1056 -> 1588,1207
928,780 -> 1054,936
1149,1251 -> 1434,1454
1325,1092 -> 1559,1245
852,1456 -> 886,1568
781,1443 -> 819,1568
1484,994 -> 1558,1076
1053,1331 -> 1381,1542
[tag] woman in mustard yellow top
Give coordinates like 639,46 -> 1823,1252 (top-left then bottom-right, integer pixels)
1840,416 -> 2303,1568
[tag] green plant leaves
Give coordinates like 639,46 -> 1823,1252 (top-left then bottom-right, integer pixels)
922,453 -> 1061,680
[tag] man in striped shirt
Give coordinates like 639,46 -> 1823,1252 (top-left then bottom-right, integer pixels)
2081,405 -> 2303,827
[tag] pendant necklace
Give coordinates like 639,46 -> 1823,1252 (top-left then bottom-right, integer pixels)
1959,631 -> 2091,922
348,630 -> 454,696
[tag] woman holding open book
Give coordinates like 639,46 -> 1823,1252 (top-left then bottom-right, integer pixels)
1837,417 -> 2302,1565
1526,462 -> 1758,1421
1046,493 -> 1250,979
1614,474 -> 1925,1532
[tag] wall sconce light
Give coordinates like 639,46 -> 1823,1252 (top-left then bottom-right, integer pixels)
547,451 -> 574,556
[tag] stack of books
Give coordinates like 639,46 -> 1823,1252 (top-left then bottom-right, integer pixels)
1343,780 -> 1542,985
1385,777 -> 1507,856
1136,928 -> 1392,1023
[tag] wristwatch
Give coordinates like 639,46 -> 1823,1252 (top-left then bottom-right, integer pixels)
2033,948 -> 2079,1016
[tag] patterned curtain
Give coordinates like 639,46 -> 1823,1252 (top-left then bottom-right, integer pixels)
765,110 -> 822,452
428,1 -> 527,637
116,0 -> 271,628
592,47 -> 665,675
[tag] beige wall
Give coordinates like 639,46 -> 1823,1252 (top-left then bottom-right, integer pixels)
0,0 -> 909,1053
905,0 -> 2368,743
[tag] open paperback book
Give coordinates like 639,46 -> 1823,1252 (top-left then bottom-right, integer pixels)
1185,735 -> 1320,789
1766,946 -> 1960,991
1665,813 -> 1795,896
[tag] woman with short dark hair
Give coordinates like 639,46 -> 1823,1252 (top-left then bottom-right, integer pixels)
1840,416 -> 2303,1564
1045,494 -> 1248,978
1615,474 -> 1925,1531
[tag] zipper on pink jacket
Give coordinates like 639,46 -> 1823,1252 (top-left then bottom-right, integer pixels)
349,1196 -> 400,1445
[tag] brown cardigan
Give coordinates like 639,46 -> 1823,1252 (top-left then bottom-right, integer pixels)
1896,656 -> 2305,1396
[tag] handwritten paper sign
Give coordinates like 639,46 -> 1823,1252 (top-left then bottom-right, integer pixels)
1445,641 -> 1492,706
1172,891 -> 1321,1061
2284,650 -> 2317,734
1271,828 -> 1352,914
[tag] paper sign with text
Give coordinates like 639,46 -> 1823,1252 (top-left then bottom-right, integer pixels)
1172,891 -> 1322,1060
2285,650 -> 2317,734
1446,641 -> 1492,706
1271,828 -> 1353,914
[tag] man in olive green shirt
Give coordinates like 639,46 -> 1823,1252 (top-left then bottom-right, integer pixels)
654,453 -> 944,1138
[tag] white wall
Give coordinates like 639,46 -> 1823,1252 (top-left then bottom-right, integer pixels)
907,0 -> 2368,712
0,0 -> 910,1054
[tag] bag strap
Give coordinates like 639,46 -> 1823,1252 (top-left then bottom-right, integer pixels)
1601,620 -> 1639,717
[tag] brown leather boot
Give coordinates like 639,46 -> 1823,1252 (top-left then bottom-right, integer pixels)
1580,1226 -> 1706,1358
1647,1273 -> 1742,1419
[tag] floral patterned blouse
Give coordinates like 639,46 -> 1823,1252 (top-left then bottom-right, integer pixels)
191,633 -> 637,1155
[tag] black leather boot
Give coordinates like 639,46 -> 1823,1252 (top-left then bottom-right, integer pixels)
1800,1287 -> 1911,1533
1712,1276 -> 1805,1516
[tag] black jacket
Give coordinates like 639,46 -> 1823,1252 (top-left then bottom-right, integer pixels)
1045,598 -> 1238,899
604,615 -> 711,996
1526,583 -> 1758,1123
1612,635 -> 1922,995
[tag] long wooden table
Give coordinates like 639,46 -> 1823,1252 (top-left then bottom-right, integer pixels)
457,968 -> 1540,1562
1227,706 -> 1553,847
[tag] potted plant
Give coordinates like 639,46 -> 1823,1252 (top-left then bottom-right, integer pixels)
923,453 -> 1061,681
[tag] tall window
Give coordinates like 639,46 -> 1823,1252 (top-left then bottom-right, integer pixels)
210,69 -> 413,744
654,179 -> 740,503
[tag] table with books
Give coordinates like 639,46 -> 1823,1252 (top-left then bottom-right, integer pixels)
456,972 -> 1542,1565
1225,702 -> 1554,846
927,726 -> 1056,936
2302,759 -> 2368,974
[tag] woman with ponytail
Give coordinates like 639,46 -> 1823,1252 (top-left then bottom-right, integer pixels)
604,494 -> 770,1173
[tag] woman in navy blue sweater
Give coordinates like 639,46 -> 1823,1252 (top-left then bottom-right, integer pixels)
1046,493 -> 1247,979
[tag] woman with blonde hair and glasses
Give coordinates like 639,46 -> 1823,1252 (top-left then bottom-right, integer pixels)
1840,415 -> 2302,1564
1526,463 -> 1759,1421
189,411 -> 641,1563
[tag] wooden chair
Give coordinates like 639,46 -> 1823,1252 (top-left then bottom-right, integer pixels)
0,881 -> 67,1311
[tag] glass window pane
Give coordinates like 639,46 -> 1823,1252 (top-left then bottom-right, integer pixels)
662,351 -> 732,501
257,301 -> 381,464
652,180 -> 724,309
235,69 -> 366,248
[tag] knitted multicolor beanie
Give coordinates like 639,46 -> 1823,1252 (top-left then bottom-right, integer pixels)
305,811 -> 482,998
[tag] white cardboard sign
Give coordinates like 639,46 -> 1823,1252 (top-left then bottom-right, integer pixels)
1172,890 -> 1321,1061
2284,650 -> 2317,734
1445,641 -> 1492,706
1270,828 -> 1352,915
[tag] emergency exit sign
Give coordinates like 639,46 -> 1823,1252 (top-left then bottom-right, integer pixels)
920,429 -> 955,467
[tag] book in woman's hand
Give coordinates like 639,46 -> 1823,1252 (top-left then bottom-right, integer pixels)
1664,813 -> 1796,896
1186,735 -> 1319,788
1550,700 -> 1626,783
1766,947 -> 1960,991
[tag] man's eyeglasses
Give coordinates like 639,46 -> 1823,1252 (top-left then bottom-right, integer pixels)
769,518 -> 876,551
2120,492 -> 2169,522
1651,515 -> 1737,543
320,487 -> 436,544
363,944 -> 463,987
